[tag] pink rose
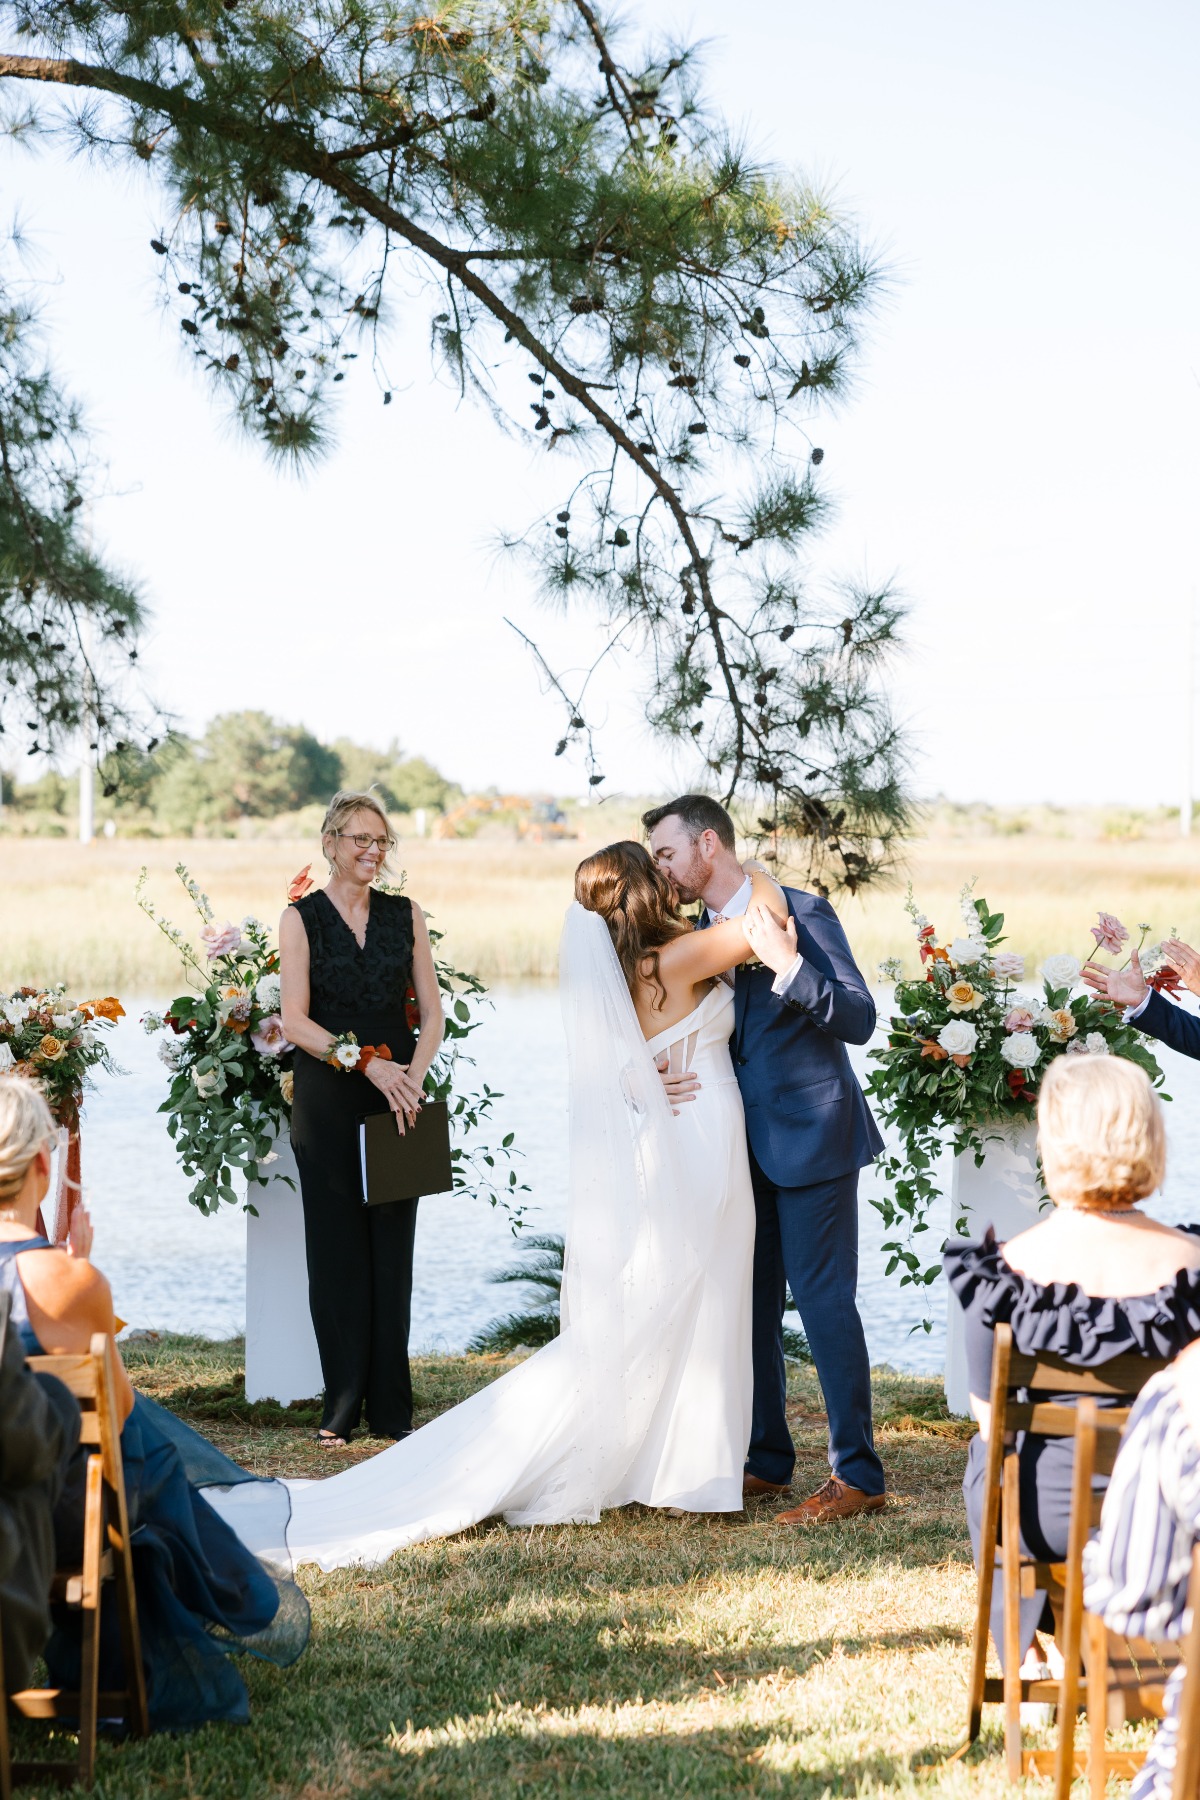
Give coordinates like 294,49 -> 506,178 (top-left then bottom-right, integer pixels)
1090,912 -> 1129,956
1004,1006 -> 1035,1032
200,921 -> 243,962
251,1014 -> 293,1057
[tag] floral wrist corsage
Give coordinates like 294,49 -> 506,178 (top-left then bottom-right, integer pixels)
324,1032 -> 393,1073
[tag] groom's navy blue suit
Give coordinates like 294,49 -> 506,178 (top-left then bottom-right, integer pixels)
704,887 -> 886,1496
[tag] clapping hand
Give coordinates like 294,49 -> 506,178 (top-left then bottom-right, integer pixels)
1163,939 -> 1200,997
1081,949 -> 1149,1010
66,1203 -> 94,1261
365,1056 -> 425,1134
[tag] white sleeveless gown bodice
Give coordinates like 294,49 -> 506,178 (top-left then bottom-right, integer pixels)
210,982 -> 755,1571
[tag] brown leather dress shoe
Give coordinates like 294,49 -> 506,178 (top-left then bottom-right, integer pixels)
776,1476 -> 886,1524
743,1473 -> 790,1498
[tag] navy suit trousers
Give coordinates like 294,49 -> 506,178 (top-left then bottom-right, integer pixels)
747,1156 -> 885,1496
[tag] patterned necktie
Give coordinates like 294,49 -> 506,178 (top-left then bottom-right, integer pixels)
708,912 -> 735,986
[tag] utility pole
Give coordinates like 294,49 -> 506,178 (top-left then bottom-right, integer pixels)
78,598 -> 95,845
1185,591 -> 1196,838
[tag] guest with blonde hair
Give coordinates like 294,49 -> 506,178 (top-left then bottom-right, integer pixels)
0,1074 -> 308,1727
944,1055 -> 1200,1675
280,789 -> 444,1447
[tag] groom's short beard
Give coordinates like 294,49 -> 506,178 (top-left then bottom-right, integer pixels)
668,851 -> 708,907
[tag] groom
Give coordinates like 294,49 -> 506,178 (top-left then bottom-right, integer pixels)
645,794 -> 886,1523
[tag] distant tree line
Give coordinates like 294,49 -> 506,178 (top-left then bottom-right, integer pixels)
0,710 -> 459,832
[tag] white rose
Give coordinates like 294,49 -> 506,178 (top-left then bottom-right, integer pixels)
1085,1032 -> 1110,1056
949,937 -> 988,967
937,1019 -> 978,1057
51,1011 -> 79,1031
158,1037 -> 184,1069
255,975 -> 282,1011
1041,953 -> 1082,990
0,1043 -> 14,1073
335,1044 -> 360,1069
1001,1032 -> 1041,1070
992,952 -> 1025,982
190,1065 -> 224,1098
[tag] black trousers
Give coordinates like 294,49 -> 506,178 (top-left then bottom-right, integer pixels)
299,1184 -> 419,1440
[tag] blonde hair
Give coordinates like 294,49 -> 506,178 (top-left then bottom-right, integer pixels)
1037,1055 -> 1165,1210
0,1076 -> 56,1206
319,789 -> 395,874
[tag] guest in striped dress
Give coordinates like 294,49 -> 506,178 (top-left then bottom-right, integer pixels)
1084,1341 -> 1200,1800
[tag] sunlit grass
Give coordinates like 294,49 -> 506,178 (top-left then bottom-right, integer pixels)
5,827 -> 1200,992
15,1335 -> 1090,1799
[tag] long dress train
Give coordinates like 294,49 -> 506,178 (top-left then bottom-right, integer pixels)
209,905 -> 755,1571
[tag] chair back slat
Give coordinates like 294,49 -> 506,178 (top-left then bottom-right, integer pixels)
1008,1350 -> 1171,1397
25,1354 -> 101,1401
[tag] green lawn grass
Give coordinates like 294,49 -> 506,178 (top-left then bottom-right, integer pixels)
13,1336 -> 1142,1799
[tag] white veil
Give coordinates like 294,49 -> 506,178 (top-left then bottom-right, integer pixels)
510,903 -> 703,1521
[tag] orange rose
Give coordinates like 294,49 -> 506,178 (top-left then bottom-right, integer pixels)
37,1035 -> 67,1062
89,997 -> 125,1021
919,1037 -> 949,1062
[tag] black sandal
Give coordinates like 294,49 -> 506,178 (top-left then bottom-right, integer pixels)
315,1429 -> 348,1448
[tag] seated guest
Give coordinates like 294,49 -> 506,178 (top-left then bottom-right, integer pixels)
944,1055 -> 1200,1674
1083,1338 -> 1200,1800
0,1287 -> 80,1692
0,1076 -> 309,1729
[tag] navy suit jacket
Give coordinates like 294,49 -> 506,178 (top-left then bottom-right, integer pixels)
1133,987 -> 1200,1058
709,886 -> 884,1189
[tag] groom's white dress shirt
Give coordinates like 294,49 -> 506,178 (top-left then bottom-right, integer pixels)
705,876 -> 803,995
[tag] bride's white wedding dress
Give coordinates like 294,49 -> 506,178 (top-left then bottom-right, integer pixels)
211,904 -> 754,1571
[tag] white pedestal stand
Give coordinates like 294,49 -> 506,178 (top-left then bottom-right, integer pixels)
944,1119 -> 1044,1416
244,1131 -> 324,1405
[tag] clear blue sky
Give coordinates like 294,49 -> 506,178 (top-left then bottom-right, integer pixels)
5,0 -> 1198,802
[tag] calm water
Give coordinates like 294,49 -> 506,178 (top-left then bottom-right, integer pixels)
80,987 -> 1200,1374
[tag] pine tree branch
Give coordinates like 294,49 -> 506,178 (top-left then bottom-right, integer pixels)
0,47 -> 755,794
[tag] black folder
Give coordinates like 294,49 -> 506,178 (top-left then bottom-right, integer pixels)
358,1102 -> 454,1205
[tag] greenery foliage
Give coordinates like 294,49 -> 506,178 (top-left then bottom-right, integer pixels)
0,235 -> 148,760
867,888 -> 1167,1313
466,1230 -> 564,1353
2,707 -> 461,830
1,0 -> 910,889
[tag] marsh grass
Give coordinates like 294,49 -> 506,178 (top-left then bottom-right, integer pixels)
7,828 -> 1200,993
10,1335 -> 1156,1798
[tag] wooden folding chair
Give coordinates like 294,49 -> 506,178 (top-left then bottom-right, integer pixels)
958,1322 -> 1171,1784
1054,1399 -> 1182,1799
8,1332 -> 148,1790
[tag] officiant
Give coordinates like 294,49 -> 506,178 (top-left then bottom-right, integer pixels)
280,791 -> 443,1448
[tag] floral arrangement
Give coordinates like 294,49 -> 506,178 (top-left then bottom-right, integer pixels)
866,887 -> 1169,1310
138,863 -> 527,1225
0,987 -> 125,1123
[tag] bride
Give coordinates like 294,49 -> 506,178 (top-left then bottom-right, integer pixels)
212,843 -> 787,1569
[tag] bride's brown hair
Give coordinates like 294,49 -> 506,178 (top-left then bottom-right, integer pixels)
574,841 -> 692,1011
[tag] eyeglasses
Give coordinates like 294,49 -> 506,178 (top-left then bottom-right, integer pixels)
335,833 -> 393,852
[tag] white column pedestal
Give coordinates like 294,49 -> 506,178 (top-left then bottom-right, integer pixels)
944,1120 -> 1044,1416
244,1132 -> 324,1405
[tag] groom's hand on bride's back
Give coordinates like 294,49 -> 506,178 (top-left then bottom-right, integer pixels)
656,1055 -> 701,1114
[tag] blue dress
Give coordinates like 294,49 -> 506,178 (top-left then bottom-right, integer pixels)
0,1239 -> 309,1730
944,1228 -> 1200,1664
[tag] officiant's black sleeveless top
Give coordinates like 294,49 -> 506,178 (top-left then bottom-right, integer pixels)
289,887 -> 417,1152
